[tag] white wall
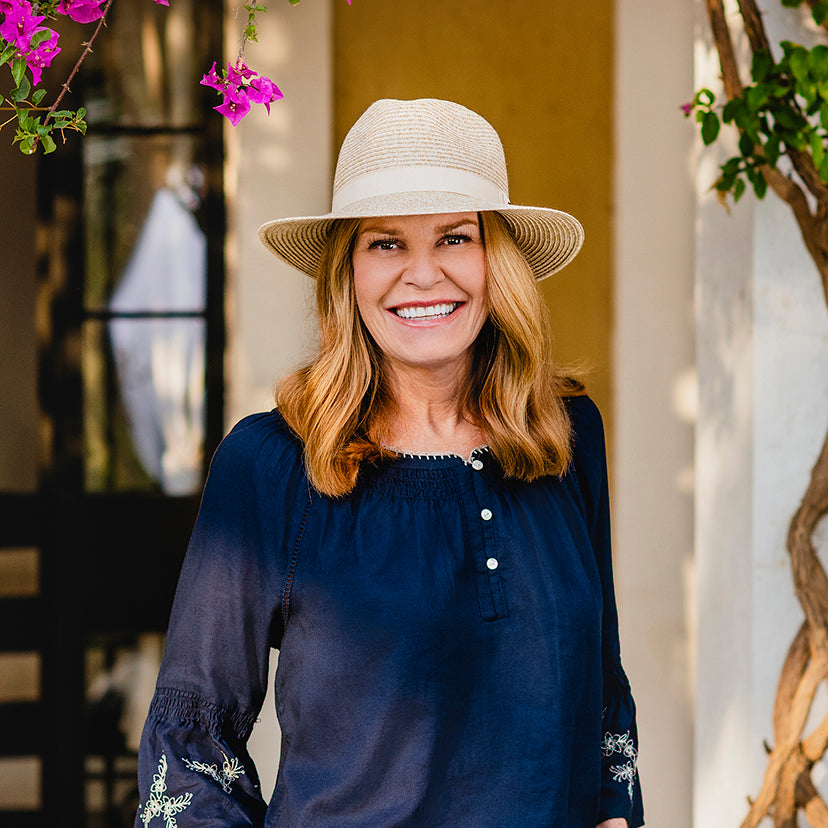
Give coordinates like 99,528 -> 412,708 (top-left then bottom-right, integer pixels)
693,2 -> 828,826
614,1 -> 697,825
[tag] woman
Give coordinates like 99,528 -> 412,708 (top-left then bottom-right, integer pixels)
136,98 -> 644,828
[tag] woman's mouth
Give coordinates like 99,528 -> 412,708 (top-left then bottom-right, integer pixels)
392,302 -> 460,320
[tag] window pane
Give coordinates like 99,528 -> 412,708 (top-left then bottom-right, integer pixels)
84,134 -> 207,312
83,0 -> 202,128
83,318 -> 206,494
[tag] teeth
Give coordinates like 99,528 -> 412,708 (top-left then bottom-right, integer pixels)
395,303 -> 458,319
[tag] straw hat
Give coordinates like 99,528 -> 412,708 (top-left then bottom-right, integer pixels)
258,98 -> 584,281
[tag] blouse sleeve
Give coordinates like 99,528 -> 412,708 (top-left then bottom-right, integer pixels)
135,413 -> 305,828
569,396 -> 645,827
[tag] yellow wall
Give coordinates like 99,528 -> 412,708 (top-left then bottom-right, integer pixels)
333,0 -> 614,423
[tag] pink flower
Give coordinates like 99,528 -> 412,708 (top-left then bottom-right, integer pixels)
680,101 -> 694,116
23,28 -> 60,85
200,61 -> 225,93
201,58 -> 283,126
214,89 -> 251,127
56,0 -> 107,24
154,0 -> 170,5
248,75 -> 283,114
0,0 -> 46,48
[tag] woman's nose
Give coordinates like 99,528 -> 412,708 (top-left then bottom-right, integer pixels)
402,251 -> 445,290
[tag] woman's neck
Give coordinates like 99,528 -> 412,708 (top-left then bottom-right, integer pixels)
383,361 -> 486,457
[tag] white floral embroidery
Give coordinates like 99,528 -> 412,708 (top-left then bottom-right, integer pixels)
139,754 -> 193,827
601,730 -> 638,801
182,750 -> 246,794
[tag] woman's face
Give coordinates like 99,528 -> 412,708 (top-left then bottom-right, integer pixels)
352,212 -> 488,378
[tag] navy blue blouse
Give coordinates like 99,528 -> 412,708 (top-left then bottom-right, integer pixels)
136,394 -> 644,827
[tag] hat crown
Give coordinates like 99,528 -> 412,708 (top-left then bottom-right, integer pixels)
332,98 -> 509,201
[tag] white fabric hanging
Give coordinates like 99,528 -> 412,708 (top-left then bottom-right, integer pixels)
109,187 -> 207,495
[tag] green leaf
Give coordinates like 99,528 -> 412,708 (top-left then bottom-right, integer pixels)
819,153 -> 828,183
739,132 -> 755,157
809,46 -> 828,80
288,0 -> 302,4
789,46 -> 810,82
813,1 -> 828,24
10,75 -> 31,103
745,84 -> 771,112
733,177 -> 747,202
752,51 -> 773,83
0,42 -> 17,67
40,133 -> 56,154
29,29 -> 53,48
781,0 -> 803,7
31,88 -> 46,106
11,57 -> 26,87
723,97 -> 745,123
695,88 -> 715,107
765,133 -> 782,167
811,129 -> 825,165
752,170 -> 768,198
76,107 -> 86,120
701,110 -> 720,145
821,102 -> 828,129
773,106 -> 805,130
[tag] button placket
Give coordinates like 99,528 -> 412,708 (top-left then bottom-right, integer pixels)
466,462 -> 508,620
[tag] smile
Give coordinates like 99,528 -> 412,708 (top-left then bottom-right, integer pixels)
393,302 -> 460,320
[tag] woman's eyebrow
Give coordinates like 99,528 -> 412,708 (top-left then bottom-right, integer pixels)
435,220 -> 479,233
358,223 -> 401,236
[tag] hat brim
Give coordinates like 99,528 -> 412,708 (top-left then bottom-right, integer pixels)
257,192 -> 584,281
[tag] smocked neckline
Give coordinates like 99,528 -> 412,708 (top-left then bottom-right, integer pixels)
384,445 -> 489,464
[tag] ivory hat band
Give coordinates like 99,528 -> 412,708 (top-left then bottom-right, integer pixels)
257,98 -> 585,281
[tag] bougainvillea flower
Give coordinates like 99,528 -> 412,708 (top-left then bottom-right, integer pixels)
227,60 -> 256,86
23,28 -> 60,85
680,102 -> 694,116
248,75 -> 283,115
214,89 -> 251,127
57,0 -> 107,24
154,0 -> 170,5
200,61 -> 225,93
0,0 -> 46,48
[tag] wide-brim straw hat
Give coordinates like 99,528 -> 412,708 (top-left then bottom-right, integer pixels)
258,98 -> 584,281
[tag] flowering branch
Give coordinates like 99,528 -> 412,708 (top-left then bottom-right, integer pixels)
0,0 -> 352,155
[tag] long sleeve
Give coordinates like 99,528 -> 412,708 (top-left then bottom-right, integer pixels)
135,413 -> 307,827
569,396 -> 645,827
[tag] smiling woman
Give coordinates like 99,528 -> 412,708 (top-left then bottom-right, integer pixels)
135,98 -> 644,828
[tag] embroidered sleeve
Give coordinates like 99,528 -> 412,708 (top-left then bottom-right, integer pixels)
570,397 -> 644,826
135,415 -> 302,827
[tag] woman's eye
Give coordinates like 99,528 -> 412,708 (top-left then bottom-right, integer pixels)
368,238 -> 399,251
442,234 -> 472,246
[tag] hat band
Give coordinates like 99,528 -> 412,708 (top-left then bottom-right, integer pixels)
331,165 -> 508,212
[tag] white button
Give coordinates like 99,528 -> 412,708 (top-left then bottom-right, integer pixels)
480,508 -> 493,521
471,459 -> 484,471
486,557 -> 499,570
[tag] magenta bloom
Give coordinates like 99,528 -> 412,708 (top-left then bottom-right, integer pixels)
154,0 -> 170,5
23,28 -> 60,85
0,0 -> 46,48
214,90 -> 251,127
200,61 -> 225,93
248,75 -> 283,114
680,102 -> 694,116
56,0 -> 107,24
201,58 -> 284,126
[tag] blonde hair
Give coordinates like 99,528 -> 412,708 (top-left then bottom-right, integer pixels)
276,212 -> 583,497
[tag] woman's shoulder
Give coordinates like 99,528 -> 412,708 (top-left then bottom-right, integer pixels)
210,409 -> 304,484
564,392 -> 605,447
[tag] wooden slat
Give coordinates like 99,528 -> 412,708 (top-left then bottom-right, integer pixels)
0,702 -> 42,756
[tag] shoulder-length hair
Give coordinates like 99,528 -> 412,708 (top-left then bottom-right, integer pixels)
275,211 -> 584,497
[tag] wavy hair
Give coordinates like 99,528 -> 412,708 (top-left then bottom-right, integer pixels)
275,211 -> 583,497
